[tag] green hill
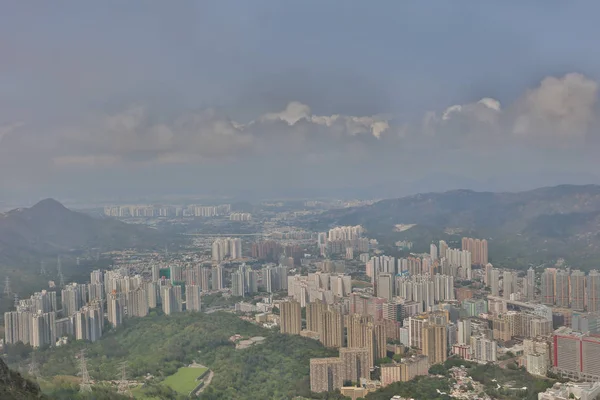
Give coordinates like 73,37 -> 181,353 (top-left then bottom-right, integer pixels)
8,311 -> 339,400
309,185 -> 600,269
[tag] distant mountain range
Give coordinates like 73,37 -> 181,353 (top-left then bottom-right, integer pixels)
312,184 -> 600,269
0,198 -> 160,267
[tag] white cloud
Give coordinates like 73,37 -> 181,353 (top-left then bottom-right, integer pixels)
260,102 -> 389,139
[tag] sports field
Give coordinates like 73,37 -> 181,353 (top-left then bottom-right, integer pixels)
162,366 -> 208,395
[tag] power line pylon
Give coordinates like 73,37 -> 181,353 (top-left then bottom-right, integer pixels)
117,362 -> 130,396
79,350 -> 92,393
40,260 -> 47,276
28,352 -> 39,379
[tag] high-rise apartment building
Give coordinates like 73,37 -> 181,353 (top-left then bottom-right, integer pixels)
146,281 -> 160,308
200,267 -> 211,291
309,358 -> 343,392
571,270 -> 586,311
61,283 -> 85,316
126,288 -> 149,318
541,269 -> 556,305
279,300 -> 301,335
107,293 -> 124,327
527,267 -> 536,302
151,264 -> 161,282
161,285 -> 183,315
232,268 -> 247,297
430,244 -> 438,261
457,319 -> 471,345
377,273 -> 394,301
185,285 -> 202,312
380,355 -> 429,387
555,270 -> 570,308
423,323 -> 448,365
470,335 -> 497,363
212,265 -> 224,290
502,270 -> 516,299
589,270 -> 600,312
319,309 -> 344,348
491,269 -> 500,297
212,237 -> 243,263
461,237 -> 488,265
306,301 -> 327,333
339,348 -> 370,382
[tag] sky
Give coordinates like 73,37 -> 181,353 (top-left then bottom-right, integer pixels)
2,2 -> 600,202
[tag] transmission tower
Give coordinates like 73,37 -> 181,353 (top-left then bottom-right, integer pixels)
79,350 -> 92,392
117,362 -> 130,396
13,293 -> 19,309
3,276 -> 11,298
40,260 -> 47,276
28,352 -> 39,379
57,256 -> 65,287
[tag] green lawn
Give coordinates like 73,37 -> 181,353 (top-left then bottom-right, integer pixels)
162,366 -> 207,395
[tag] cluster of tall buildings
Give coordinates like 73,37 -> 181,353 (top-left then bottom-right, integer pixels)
287,273 -> 351,307
261,265 -> 288,293
103,203 -> 231,218
327,226 -> 364,241
4,265 -> 209,347
212,237 -> 243,262
540,268 -> 600,311
229,212 -> 252,221
320,226 -> 370,257
379,273 -> 455,307
231,264 -> 258,297
368,247 -> 472,286
461,237 -> 488,265
4,290 -> 59,348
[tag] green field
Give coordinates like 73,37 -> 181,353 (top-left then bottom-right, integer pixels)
162,366 -> 207,395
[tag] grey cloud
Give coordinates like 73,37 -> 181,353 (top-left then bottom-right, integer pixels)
2,73 -> 599,197
423,73 -> 599,149
44,102 -> 391,167
512,73 -> 598,143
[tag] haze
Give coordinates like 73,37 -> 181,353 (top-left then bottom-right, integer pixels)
2,2 -> 600,202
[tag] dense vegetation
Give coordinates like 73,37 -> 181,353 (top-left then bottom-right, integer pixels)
364,375 -> 452,400
0,358 -> 45,400
436,358 -> 553,400
9,311 -> 340,400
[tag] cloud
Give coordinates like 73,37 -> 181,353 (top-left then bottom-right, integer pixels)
259,101 -> 390,138
513,73 -> 598,141
1,73 -> 599,196
420,73 -> 599,150
37,102 -> 392,167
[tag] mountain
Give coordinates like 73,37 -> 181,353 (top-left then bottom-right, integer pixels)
0,198 -> 160,266
0,358 -> 45,399
311,184 -> 600,268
